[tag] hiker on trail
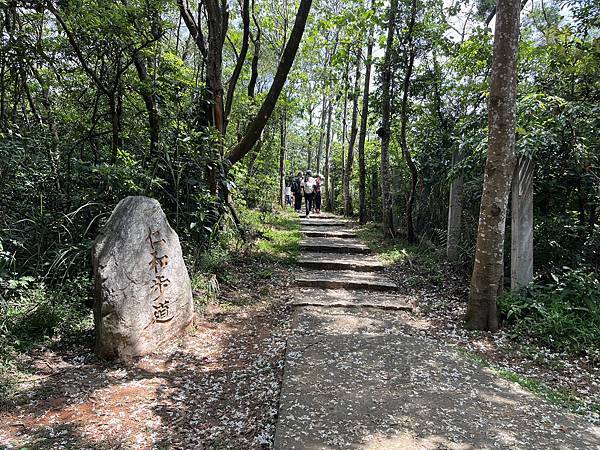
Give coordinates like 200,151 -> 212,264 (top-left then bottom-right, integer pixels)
314,174 -> 322,214
302,170 -> 316,218
284,181 -> 293,207
291,171 -> 303,213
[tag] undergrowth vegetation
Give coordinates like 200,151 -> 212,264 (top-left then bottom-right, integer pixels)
499,269 -> 600,361
0,205 -> 300,395
190,207 -> 300,315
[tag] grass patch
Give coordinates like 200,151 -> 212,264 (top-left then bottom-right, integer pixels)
457,347 -> 599,418
242,208 -> 301,263
190,206 -> 301,315
356,223 -> 439,266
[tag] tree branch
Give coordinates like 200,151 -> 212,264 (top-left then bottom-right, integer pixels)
46,2 -> 109,95
226,0 -> 313,166
224,0 -> 249,127
177,0 -> 207,58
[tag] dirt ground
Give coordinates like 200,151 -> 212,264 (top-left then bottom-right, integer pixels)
0,259 -> 296,450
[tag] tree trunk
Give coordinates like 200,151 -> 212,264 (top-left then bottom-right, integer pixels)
133,52 -> 160,164
344,55 -> 361,217
109,91 -> 123,164
248,0 -> 261,98
226,0 -> 313,166
279,111 -> 287,207
340,56 -> 350,211
316,93 -> 327,175
466,0 -> 521,331
511,156 -> 534,289
307,105 -> 314,170
205,0 -> 226,135
324,100 -> 333,211
399,0 -> 418,243
379,0 -> 397,238
447,148 -> 464,261
358,24 -> 374,225
224,0 -> 250,132
370,167 -> 379,221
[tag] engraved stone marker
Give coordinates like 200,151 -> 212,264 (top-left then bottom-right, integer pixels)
92,196 -> 193,360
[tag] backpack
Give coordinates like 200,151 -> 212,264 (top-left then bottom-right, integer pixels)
291,178 -> 301,194
303,177 -> 315,194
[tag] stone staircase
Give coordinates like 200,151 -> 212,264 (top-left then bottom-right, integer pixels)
294,213 -> 406,301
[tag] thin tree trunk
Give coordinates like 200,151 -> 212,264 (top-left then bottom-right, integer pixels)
340,55 -> 350,210
370,167 -> 378,221
344,54 -> 361,217
0,56 -> 6,130
307,105 -> 314,170
316,93 -> 327,175
324,100 -> 333,211
279,111 -> 287,207
379,0 -> 398,238
447,148 -> 464,260
466,0 -> 521,331
205,0 -> 226,135
399,0 -> 418,242
109,93 -> 121,164
133,52 -> 160,164
224,0 -> 250,131
358,18 -> 374,225
226,0 -> 313,166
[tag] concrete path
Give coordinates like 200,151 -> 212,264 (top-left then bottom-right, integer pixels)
274,214 -> 600,449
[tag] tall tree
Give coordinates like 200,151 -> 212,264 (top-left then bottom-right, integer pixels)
358,7 -> 374,225
344,53 -> 361,216
316,94 -> 327,174
226,0 -> 313,166
279,109 -> 287,206
324,98 -> 334,210
398,0 -> 418,242
224,0 -> 250,132
378,0 -> 397,238
466,0 -> 521,331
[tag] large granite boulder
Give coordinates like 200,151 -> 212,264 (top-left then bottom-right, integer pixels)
92,196 -> 193,360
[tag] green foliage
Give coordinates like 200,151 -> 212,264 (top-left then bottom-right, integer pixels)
499,269 -> 600,360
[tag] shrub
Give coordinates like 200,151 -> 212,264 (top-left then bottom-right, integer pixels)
499,268 -> 600,360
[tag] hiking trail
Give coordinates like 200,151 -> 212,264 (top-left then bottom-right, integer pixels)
273,213 -> 599,449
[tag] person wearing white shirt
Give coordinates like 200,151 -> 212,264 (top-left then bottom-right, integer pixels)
301,170 -> 317,218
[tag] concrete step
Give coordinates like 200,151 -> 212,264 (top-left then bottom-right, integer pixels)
302,229 -> 357,239
299,238 -> 370,254
299,219 -> 351,227
297,212 -> 337,219
301,225 -> 356,233
293,288 -> 411,310
295,270 -> 396,291
298,252 -> 384,272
